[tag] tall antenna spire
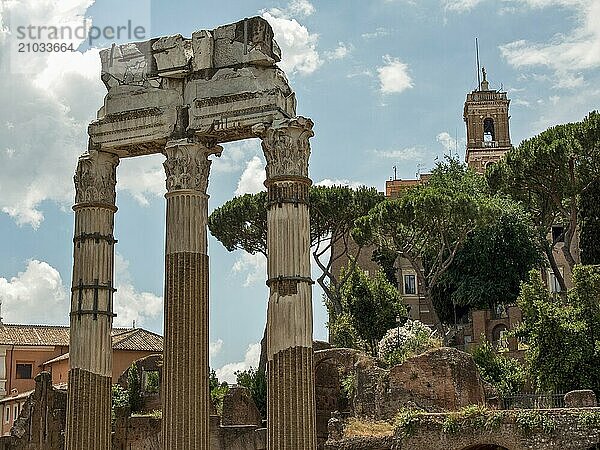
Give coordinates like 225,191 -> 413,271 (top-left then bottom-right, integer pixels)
476,37 -> 481,91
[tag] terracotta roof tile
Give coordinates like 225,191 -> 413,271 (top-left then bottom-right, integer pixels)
112,328 -> 163,352
0,325 -> 162,353
0,325 -> 70,346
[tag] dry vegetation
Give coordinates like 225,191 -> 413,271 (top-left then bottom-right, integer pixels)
343,417 -> 394,437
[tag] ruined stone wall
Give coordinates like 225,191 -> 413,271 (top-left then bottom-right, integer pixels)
0,373 -> 66,450
325,409 -> 600,450
354,347 -> 487,418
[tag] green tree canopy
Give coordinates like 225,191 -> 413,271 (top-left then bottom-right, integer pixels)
353,159 -> 489,332
471,339 -> 526,397
487,111 -> 600,290
515,266 -> 600,394
332,264 -> 406,356
208,185 -> 384,316
432,198 -> 542,322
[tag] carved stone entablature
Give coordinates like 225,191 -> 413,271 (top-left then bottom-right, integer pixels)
74,151 -> 119,205
254,117 -> 313,180
163,139 -> 222,193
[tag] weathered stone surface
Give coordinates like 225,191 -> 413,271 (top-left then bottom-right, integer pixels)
326,409 -> 600,450
152,34 -> 193,78
221,386 -> 262,427
67,150 -> 118,450
6,372 -> 67,450
100,40 -> 158,89
565,390 -> 598,408
187,66 -> 295,143
191,30 -> 214,71
212,17 -> 281,69
351,347 -> 487,419
91,17 -> 294,155
388,347 -> 487,412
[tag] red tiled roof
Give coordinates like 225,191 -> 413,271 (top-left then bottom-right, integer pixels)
0,325 -> 162,353
0,325 -> 70,346
111,328 -> 163,352
40,328 -> 163,366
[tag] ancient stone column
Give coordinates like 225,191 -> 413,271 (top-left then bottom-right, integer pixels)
66,150 -> 119,450
162,138 -> 221,450
255,117 -> 317,450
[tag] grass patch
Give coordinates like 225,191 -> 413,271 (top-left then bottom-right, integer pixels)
344,417 -> 394,438
442,405 -> 504,434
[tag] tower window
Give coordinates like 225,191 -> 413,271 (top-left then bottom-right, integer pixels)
483,118 -> 495,142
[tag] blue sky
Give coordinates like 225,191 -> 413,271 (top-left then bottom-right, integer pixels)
0,0 -> 599,381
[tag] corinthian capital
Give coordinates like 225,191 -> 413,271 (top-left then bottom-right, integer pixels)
163,139 -> 222,193
74,151 -> 119,205
254,117 -> 314,180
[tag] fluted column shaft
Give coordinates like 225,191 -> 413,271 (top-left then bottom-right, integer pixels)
66,150 -> 119,450
162,139 -> 220,450
256,117 -> 317,450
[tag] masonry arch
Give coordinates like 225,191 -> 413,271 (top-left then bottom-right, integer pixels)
483,117 -> 496,142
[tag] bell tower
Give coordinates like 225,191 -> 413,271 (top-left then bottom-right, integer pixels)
464,67 -> 512,173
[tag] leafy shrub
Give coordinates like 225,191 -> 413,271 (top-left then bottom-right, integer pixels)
515,410 -> 556,434
209,370 -> 229,415
329,313 -> 364,350
236,367 -> 267,420
127,363 -> 143,413
340,372 -> 357,402
471,338 -> 526,396
378,320 -> 440,365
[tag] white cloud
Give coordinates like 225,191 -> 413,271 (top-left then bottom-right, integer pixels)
0,0 -> 166,227
210,339 -> 224,364
374,147 -> 423,161
325,42 -> 352,60
0,255 -> 163,328
315,178 -> 364,189
288,0 -> 315,16
436,132 -> 465,154
499,1 -> 600,87
234,156 -> 265,196
215,342 -> 261,384
377,55 -> 414,94
443,0 -> 484,11
512,98 -> 532,107
117,154 -> 165,206
262,9 -> 322,75
347,69 -> 374,79
0,260 -> 69,324
212,140 -> 261,174
232,252 -> 267,287
113,253 -> 163,328
362,27 -> 390,39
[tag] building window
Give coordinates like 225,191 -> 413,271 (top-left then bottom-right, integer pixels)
483,118 -> 495,142
404,274 -> 417,295
4,406 -> 9,424
15,363 -> 32,380
13,405 -> 18,422
552,225 -> 565,243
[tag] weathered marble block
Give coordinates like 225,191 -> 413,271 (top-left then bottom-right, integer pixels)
91,16 -> 293,155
